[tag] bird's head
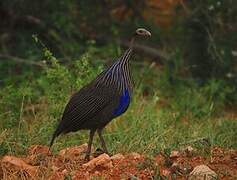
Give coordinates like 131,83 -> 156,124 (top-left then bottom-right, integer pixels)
129,28 -> 151,47
135,28 -> 151,37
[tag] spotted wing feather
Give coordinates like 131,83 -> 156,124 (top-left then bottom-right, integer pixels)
50,83 -> 118,146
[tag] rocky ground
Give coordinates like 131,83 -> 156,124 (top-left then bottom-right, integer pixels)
0,144 -> 236,179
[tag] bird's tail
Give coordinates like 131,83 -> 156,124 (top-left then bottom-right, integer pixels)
49,132 -> 57,149
49,124 -> 61,149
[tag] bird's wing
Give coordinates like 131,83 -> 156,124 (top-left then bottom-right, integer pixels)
55,84 -> 117,134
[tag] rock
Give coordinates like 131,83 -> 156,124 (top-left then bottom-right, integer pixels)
180,164 -> 193,175
155,154 -> 165,165
161,168 -> 171,177
62,169 -> 68,174
28,145 -> 51,156
189,165 -> 217,180
170,162 -> 179,172
170,162 -> 192,175
170,150 -> 180,158
26,145 -> 51,166
83,153 -> 113,170
51,165 -> 60,172
155,154 -> 172,167
59,143 -> 89,157
110,153 -> 125,161
27,154 -> 47,166
1,155 -> 38,177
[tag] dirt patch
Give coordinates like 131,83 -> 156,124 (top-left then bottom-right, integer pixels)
0,145 -> 236,179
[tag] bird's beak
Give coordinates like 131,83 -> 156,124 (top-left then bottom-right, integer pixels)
146,30 -> 151,37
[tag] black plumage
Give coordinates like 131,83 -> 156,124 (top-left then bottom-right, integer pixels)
50,28 -> 151,160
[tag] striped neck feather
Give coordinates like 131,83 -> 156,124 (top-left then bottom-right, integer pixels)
120,47 -> 133,65
96,47 -> 133,93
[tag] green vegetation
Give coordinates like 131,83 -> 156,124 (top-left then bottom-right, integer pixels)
0,0 -> 236,157
0,47 -> 236,156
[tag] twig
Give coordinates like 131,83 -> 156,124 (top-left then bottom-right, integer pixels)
0,54 -> 45,67
0,39 -> 168,67
180,137 -> 211,146
18,95 -> 25,136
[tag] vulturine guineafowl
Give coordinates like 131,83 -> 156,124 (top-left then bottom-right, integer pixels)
50,28 -> 151,160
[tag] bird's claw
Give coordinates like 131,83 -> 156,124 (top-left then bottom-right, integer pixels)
94,148 -> 111,156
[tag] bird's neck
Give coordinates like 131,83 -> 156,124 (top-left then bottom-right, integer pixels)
129,36 -> 135,48
120,35 -> 136,65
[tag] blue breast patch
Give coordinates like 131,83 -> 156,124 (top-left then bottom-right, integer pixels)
113,89 -> 130,116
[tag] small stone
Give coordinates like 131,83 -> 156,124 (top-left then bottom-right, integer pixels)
110,153 -> 125,161
181,164 -> 193,175
51,165 -> 59,172
189,165 -> 217,180
171,162 -> 179,167
1,155 -> 38,177
170,151 -> 180,158
83,153 -> 113,170
62,169 -> 68,174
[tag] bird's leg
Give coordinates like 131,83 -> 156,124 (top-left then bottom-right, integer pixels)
85,129 -> 95,161
97,128 -> 110,155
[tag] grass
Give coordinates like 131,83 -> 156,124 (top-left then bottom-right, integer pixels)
0,48 -> 236,158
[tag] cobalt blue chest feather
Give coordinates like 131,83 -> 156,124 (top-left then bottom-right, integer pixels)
113,90 -> 130,116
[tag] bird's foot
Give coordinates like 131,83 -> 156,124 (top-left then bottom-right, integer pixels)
94,148 -> 111,157
84,154 -> 90,162
102,149 -> 111,156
